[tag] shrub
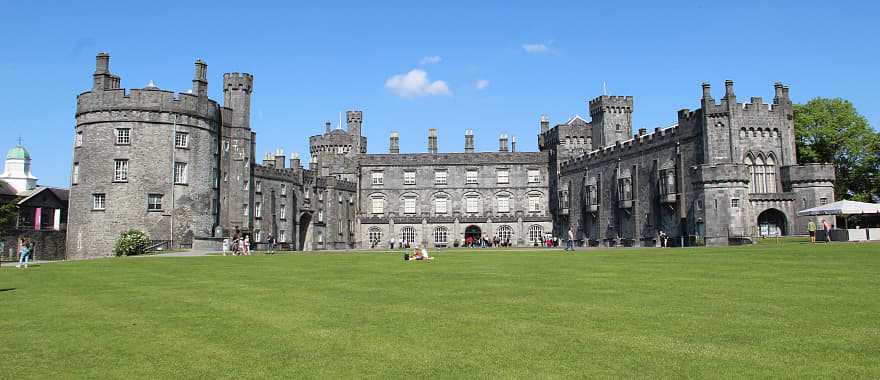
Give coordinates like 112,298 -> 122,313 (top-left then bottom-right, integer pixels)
114,230 -> 152,256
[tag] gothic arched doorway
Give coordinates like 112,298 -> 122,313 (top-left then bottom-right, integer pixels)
298,212 -> 312,251
464,225 -> 482,244
757,208 -> 787,237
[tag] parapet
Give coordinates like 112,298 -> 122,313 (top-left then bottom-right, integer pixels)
588,95 -> 633,116
781,163 -> 835,185
76,87 -> 221,122
223,72 -> 253,93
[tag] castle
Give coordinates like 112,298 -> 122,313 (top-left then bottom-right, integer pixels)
66,53 -> 835,258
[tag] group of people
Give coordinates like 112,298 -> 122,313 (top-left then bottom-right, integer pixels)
14,238 -> 34,268
464,236 -> 512,248
404,245 -> 433,261
388,237 -> 412,250
223,227 -> 252,256
807,219 -> 833,244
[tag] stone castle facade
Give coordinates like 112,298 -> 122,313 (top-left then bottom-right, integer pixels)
66,53 -> 834,257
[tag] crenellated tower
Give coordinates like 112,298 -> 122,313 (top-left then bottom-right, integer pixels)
589,95 -> 633,148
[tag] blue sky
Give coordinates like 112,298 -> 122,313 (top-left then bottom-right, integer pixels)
2,1 -> 877,187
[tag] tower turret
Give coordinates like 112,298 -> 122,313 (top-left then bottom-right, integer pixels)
223,72 -> 253,129
1,144 -> 38,194
589,95 -> 633,148
346,110 -> 362,137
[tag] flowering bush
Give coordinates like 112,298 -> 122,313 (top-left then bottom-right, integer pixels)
113,230 -> 152,256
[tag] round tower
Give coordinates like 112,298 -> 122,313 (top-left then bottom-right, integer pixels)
68,53 -> 223,258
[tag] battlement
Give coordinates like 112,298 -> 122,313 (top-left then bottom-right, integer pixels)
254,163 -> 303,184
588,95 -> 634,115
346,110 -> 363,123
559,124 -> 679,174
701,81 -> 791,115
223,72 -> 253,92
76,87 -> 221,122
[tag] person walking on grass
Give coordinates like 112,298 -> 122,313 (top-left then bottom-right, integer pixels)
17,238 -> 31,268
565,228 -> 575,251
807,220 -> 817,243
390,236 -> 396,250
821,219 -> 832,244
266,233 -> 275,254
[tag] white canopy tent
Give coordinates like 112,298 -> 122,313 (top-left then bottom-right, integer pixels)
798,200 -> 880,241
797,200 -> 880,217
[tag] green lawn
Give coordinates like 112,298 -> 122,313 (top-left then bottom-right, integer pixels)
2,242 -> 879,378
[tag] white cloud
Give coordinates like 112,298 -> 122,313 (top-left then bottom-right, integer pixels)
419,55 -> 442,65
522,43 -> 550,54
474,79 -> 490,91
385,69 -> 452,98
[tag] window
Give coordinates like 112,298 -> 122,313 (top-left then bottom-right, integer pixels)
403,197 -> 416,214
586,185 -> 598,206
318,232 -> 324,244
404,171 -> 416,185
731,198 -> 740,208
243,180 -> 249,191
93,194 -> 106,210
338,193 -> 343,203
660,169 -> 676,195
175,132 -> 188,148
466,170 -> 478,184
75,131 -> 83,147
368,227 -> 382,246
280,204 -> 286,220
148,194 -> 163,211
115,128 -> 130,145
434,196 -> 448,214
223,141 -> 230,152
434,226 -> 448,246
528,169 -> 541,183
255,202 -> 262,218
618,178 -> 632,200
371,196 -> 385,214
434,170 -> 447,185
349,195 -> 354,204
281,185 -> 287,196
173,162 -> 187,184
497,195 -> 510,213
114,159 -> 128,181
305,189 -> 310,199
243,203 -> 249,218
497,225 -> 513,242
72,163 -> 79,184
820,197 -> 828,206
318,210 -> 323,223
371,171 -> 384,185
497,169 -> 509,184
279,230 -> 286,243
318,191 -> 323,201
528,225 -> 544,244
528,194 -> 542,212
560,190 -> 570,210
400,226 -> 416,243
466,196 -> 479,213
765,155 -> 777,193
255,181 -> 261,193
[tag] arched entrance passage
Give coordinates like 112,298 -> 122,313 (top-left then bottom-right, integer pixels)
464,225 -> 482,244
757,208 -> 787,237
298,212 -> 312,251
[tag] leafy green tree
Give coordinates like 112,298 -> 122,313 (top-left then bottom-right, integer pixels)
0,202 -> 17,230
794,98 -> 880,201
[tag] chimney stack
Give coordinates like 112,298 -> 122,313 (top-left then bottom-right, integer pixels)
325,121 -> 332,133
389,131 -> 400,154
262,152 -> 275,168
428,128 -> 438,154
701,82 -> 712,99
499,133 -> 509,152
274,148 -> 286,169
511,136 -> 517,152
289,152 -> 301,169
192,59 -> 208,97
724,80 -> 735,100
464,129 -> 474,153
540,114 -> 549,133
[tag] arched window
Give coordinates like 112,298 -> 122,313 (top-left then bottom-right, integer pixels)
368,227 -> 382,247
746,154 -> 757,193
400,226 -> 416,244
433,226 -> 448,246
497,225 -> 513,243
528,225 -> 544,244
765,154 -> 777,193
755,155 -> 766,193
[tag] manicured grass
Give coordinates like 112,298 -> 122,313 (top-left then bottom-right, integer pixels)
2,242 -> 879,378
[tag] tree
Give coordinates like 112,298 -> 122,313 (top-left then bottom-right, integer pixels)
794,98 -> 880,202
0,202 -> 17,230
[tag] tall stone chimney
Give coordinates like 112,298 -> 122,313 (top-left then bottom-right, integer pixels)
540,114 -> 549,133
511,135 -> 517,152
464,129 -> 474,153
262,152 -> 275,168
389,131 -> 400,154
274,148 -> 286,169
289,152 -> 301,169
499,133 -> 509,152
428,128 -> 438,154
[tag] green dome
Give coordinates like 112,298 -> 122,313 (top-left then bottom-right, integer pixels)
6,145 -> 30,160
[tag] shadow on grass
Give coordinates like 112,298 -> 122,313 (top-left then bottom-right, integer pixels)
0,288 -> 16,292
